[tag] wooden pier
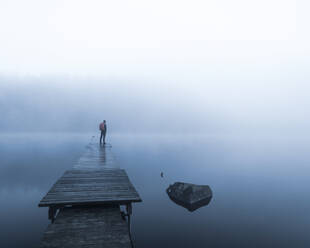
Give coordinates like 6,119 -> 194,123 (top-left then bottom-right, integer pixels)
38,141 -> 142,248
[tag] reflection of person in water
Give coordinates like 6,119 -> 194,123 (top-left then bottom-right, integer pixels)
99,120 -> 107,145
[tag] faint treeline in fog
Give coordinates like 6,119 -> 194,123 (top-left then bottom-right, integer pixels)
1,75 -> 309,135
0,77 -> 228,133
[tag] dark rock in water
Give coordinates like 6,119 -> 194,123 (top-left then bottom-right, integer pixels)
166,182 -> 212,212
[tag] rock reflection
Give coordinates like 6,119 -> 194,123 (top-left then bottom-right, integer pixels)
166,182 -> 212,212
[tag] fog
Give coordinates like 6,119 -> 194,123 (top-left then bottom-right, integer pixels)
1,3 -> 310,248
0,74 -> 309,134
0,77 -> 227,133
0,0 -> 309,135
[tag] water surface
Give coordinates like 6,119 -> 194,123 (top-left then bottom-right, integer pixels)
0,133 -> 309,248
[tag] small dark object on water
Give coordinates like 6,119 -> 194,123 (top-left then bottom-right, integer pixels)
166,182 -> 212,212
160,172 -> 164,178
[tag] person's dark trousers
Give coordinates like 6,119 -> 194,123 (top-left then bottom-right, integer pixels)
100,131 -> 106,144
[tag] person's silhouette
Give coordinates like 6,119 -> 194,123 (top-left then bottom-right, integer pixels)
99,120 -> 107,144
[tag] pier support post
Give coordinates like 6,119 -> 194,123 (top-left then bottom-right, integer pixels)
126,203 -> 132,216
126,204 -> 132,232
126,203 -> 134,248
48,207 -> 57,223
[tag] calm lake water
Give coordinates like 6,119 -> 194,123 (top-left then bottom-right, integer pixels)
0,133 -> 309,248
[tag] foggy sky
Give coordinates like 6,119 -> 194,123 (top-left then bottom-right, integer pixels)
0,1 -> 309,134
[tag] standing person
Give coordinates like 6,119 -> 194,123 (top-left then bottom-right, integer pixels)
99,120 -> 107,144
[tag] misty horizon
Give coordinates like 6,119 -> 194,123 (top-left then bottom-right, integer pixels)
1,75 -> 309,135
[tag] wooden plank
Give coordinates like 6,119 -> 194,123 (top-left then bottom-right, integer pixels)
40,206 -> 131,248
39,142 -> 141,247
73,144 -> 119,170
39,169 -> 141,207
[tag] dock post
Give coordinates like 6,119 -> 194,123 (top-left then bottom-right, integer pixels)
48,207 -> 57,223
126,203 -> 132,232
126,203 -> 134,248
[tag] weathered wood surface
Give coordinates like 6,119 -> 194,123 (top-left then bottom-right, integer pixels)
39,169 -> 141,207
40,206 -> 131,248
74,143 -> 119,170
39,141 -> 141,247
